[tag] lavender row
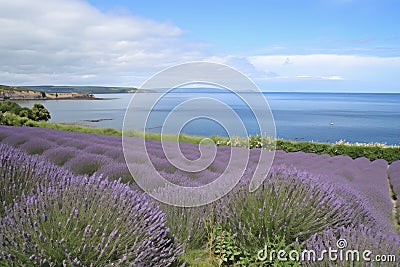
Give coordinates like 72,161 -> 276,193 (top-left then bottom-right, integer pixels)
157,165 -> 399,265
0,126 -> 398,231
0,144 -> 182,266
1,126 -> 399,245
305,225 -> 400,266
273,150 -> 396,233
0,126 -> 397,218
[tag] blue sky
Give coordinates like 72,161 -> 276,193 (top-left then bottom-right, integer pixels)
1,0 -> 399,92
89,0 -> 400,56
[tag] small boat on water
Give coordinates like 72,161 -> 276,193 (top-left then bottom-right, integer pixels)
330,121 -> 334,126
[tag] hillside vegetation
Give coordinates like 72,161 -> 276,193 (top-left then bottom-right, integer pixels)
24,85 -> 153,94
0,85 -> 95,100
0,85 -> 45,100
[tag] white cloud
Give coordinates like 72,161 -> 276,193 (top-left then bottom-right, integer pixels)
245,54 -> 400,91
295,75 -> 344,80
321,75 -> 344,80
0,0 -> 205,85
296,75 -> 313,79
248,54 -> 400,82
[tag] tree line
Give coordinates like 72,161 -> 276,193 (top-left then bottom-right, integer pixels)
0,100 -> 51,126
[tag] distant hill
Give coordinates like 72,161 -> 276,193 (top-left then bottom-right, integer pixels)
0,85 -> 97,100
1,85 -> 34,92
23,85 -> 147,94
1,85 -> 45,100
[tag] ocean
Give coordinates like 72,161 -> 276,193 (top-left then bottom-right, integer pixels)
18,92 -> 400,145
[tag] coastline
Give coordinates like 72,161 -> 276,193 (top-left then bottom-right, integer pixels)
0,86 -> 117,101
29,96 -> 108,101
3,94 -> 106,101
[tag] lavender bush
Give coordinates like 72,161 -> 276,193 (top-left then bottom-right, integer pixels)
161,204 -> 213,250
63,152 -> 112,175
19,138 -> 55,155
273,150 -> 395,233
60,138 -> 91,150
216,166 -> 375,251
103,146 -> 126,163
0,144 -> 74,215
97,162 -> 135,185
41,146 -> 79,166
0,130 -> 11,142
1,133 -> 30,147
83,143 -> 114,155
305,225 -> 400,266
0,144 -> 182,266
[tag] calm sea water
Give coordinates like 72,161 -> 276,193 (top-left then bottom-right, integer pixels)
18,92 -> 400,145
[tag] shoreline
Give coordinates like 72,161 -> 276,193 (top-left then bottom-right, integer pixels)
1,87 -> 110,101
2,95 -> 114,101
25,96 -> 109,101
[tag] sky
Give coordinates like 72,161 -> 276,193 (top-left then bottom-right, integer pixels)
0,0 -> 399,92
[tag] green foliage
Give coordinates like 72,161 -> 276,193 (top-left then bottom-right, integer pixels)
101,127 -> 121,136
0,100 -> 51,126
0,85 -> 31,92
30,103 -> 51,121
275,139 -> 400,163
18,107 -> 32,118
211,225 -> 249,266
32,121 -> 124,136
249,135 -> 263,148
0,100 -> 22,114
175,249 -> 220,267
202,214 -> 255,266
162,205 -> 210,250
0,112 -> 30,126
256,235 -> 302,267
204,222 -> 302,266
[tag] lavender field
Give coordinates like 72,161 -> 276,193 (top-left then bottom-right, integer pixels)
0,125 -> 400,266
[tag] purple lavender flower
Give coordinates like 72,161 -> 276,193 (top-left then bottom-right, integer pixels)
1,125 -> 399,265
0,144 -> 182,266
304,225 -> 400,266
63,152 -> 111,175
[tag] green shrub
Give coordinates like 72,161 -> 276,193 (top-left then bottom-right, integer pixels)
0,100 -> 22,114
0,101 -> 51,126
30,103 -> 51,121
275,139 -> 400,163
18,107 -> 32,118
